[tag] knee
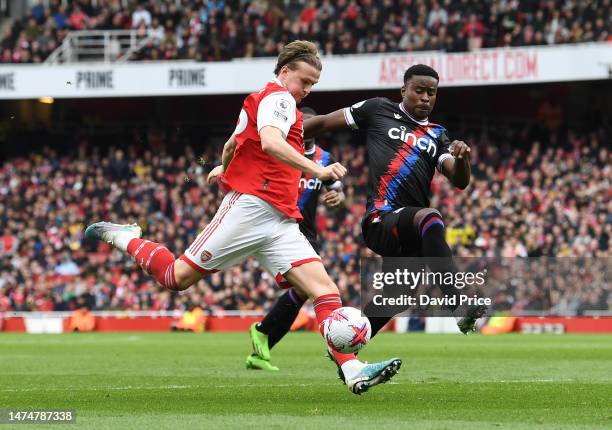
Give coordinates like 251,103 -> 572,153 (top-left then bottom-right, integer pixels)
168,278 -> 191,292
414,209 -> 446,239
318,279 -> 339,296
413,208 -> 443,228
296,277 -> 339,299
168,259 -> 200,291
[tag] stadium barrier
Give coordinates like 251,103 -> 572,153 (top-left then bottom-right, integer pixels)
1,312 -> 611,333
0,311 -> 264,333
516,316 -> 612,334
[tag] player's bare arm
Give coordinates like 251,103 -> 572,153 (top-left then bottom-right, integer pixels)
260,125 -> 347,181
221,134 -> 238,169
440,140 -> 471,189
303,109 -> 348,139
207,134 -> 237,184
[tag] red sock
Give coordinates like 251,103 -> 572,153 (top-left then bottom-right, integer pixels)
313,294 -> 357,366
127,238 -> 177,289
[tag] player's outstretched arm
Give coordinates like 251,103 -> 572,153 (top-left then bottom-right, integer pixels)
440,140 -> 471,190
303,109 -> 348,139
260,126 -> 347,181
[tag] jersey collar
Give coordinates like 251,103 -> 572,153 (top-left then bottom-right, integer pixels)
398,102 -> 429,126
304,145 -> 316,155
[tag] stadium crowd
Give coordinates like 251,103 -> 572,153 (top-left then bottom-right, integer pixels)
1,0 -> 610,63
0,125 -> 609,315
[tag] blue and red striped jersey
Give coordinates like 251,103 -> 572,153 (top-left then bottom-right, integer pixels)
297,144 -> 336,243
343,97 -> 453,215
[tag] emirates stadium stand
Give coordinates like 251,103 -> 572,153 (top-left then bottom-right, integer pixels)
0,0 -> 610,333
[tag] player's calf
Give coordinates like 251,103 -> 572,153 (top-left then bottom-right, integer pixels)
85,221 -> 201,292
254,288 -> 307,354
407,209 -> 489,330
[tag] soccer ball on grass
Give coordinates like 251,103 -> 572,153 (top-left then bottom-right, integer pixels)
323,307 -> 371,354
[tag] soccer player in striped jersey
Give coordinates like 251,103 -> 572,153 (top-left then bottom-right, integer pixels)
245,107 -> 346,371
304,64 -> 487,347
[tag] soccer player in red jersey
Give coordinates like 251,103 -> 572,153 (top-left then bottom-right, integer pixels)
85,41 -> 400,395
237,107 -> 347,372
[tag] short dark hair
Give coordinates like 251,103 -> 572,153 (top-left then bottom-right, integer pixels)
274,40 -> 322,75
403,64 -> 439,83
300,106 -> 317,116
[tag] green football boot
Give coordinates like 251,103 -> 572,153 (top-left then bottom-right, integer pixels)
245,354 -> 279,371
249,323 -> 271,361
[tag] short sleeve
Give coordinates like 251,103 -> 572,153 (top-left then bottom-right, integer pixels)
435,129 -> 453,172
343,97 -> 382,130
257,92 -> 297,139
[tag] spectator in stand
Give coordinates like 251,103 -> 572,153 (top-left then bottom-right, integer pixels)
132,3 -> 152,29
68,4 -> 88,31
463,13 -> 485,51
1,0 -> 610,63
427,0 -> 448,32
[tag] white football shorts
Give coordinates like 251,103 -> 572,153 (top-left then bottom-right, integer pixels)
180,190 -> 320,287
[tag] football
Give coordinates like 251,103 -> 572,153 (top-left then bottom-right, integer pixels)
324,307 -> 372,354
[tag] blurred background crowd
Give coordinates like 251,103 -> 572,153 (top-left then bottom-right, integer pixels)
0,123 -> 609,314
1,0 -> 610,63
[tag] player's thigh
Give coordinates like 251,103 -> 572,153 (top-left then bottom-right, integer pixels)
180,191 -> 269,274
284,260 -> 339,299
362,211 -> 403,256
395,206 -> 425,254
363,207 -> 423,257
256,220 -> 336,298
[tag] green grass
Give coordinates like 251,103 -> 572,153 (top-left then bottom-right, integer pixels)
0,332 -> 611,429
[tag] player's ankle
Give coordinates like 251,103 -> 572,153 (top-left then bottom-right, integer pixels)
114,232 -> 139,252
340,359 -> 365,380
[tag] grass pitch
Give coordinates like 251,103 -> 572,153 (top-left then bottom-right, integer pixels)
0,332 -> 610,429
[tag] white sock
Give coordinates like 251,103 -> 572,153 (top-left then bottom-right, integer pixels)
113,232 -> 138,252
340,359 -> 365,380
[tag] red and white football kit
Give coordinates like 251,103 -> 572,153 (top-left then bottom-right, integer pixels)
180,79 -> 320,284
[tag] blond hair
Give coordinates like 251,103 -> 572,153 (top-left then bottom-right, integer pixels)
274,40 -> 322,75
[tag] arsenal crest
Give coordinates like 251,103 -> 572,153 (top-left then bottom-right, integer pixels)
200,250 -> 212,262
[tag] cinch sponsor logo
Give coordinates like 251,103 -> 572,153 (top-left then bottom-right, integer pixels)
0,73 -> 15,90
299,177 -> 322,190
169,68 -> 206,87
387,126 -> 437,157
76,71 -> 113,89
